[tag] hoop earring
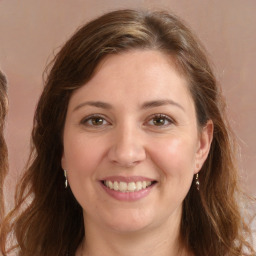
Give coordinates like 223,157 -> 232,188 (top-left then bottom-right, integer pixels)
195,173 -> 200,191
64,170 -> 68,188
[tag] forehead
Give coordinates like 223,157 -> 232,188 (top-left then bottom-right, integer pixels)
69,50 -> 193,108
94,49 -> 187,83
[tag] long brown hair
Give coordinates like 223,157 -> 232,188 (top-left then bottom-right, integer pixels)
0,70 -> 8,222
1,9 -> 255,256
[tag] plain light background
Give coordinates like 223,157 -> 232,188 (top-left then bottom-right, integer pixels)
0,0 -> 255,208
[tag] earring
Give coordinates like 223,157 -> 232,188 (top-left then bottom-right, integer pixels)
195,173 -> 200,191
64,170 -> 68,188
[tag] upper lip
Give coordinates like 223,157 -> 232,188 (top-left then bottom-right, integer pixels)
100,176 -> 156,183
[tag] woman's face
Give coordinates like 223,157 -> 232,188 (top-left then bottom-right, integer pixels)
62,50 -> 212,234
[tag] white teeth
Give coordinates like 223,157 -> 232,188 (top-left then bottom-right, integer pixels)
105,180 -> 114,189
127,182 -> 136,192
113,181 -> 119,191
104,180 -> 153,192
136,181 -> 142,191
119,182 -> 127,192
109,181 -> 113,189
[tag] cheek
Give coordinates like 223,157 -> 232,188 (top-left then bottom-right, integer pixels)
149,136 -> 197,180
63,135 -> 106,179
63,134 -> 108,209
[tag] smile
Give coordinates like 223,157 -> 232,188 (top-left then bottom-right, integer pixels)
103,180 -> 153,192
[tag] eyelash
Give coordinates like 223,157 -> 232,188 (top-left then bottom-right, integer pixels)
80,114 -> 175,128
80,114 -> 110,127
145,114 -> 175,127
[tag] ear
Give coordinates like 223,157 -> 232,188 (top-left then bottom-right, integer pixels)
194,120 -> 213,174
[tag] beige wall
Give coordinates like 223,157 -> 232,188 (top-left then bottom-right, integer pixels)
0,0 -> 255,207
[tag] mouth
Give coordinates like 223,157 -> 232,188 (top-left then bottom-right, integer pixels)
101,180 -> 157,193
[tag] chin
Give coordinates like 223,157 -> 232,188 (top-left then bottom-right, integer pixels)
103,210 -> 155,233
108,221 -> 151,234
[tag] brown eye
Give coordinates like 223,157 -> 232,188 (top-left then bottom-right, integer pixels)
81,115 -> 109,127
153,117 -> 166,126
91,117 -> 104,126
147,114 -> 173,127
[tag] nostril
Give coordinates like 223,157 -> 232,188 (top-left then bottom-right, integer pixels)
110,159 -> 140,168
108,146 -> 146,167
107,133 -> 146,167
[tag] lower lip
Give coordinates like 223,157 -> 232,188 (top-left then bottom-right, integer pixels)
100,182 -> 155,201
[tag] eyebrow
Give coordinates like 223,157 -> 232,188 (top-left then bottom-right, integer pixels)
141,99 -> 185,111
73,101 -> 112,112
73,99 -> 185,112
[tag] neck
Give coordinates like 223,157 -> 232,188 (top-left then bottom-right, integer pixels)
76,214 -> 192,256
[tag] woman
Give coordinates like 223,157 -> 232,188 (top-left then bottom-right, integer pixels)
1,9 -> 255,256
0,70 -> 8,222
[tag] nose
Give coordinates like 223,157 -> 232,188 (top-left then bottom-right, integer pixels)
107,123 -> 146,167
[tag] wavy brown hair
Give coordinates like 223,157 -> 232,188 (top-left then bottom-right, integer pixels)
1,9 -> 255,256
0,70 -> 8,222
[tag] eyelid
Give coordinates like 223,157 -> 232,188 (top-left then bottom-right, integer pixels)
145,113 -> 175,127
79,113 -> 175,128
80,114 -> 111,126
